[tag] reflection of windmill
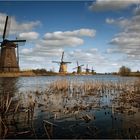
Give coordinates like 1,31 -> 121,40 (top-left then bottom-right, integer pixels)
52,52 -> 71,73
0,16 -> 26,72
73,61 -> 84,74
84,64 -> 91,74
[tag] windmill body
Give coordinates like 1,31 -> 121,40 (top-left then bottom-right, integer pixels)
0,16 -> 26,72
52,52 -> 71,74
77,66 -> 82,73
84,64 -> 91,74
59,62 -> 68,73
73,61 -> 84,74
0,40 -> 19,72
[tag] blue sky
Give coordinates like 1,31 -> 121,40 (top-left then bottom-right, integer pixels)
0,0 -> 140,73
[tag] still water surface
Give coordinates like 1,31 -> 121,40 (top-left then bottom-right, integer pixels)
0,75 -> 136,92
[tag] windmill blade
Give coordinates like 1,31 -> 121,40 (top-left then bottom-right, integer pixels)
61,51 -> 64,62
77,61 -> 79,67
3,16 -> 9,40
9,40 -> 26,43
79,64 -> 84,67
52,61 -> 60,63
10,40 -> 26,46
73,67 -> 78,69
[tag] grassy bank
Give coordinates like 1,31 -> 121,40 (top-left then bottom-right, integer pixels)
0,71 -> 58,77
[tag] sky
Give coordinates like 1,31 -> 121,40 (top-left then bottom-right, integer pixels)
0,0 -> 140,73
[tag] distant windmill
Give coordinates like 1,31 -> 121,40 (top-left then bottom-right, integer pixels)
52,52 -> 71,73
84,64 -> 91,74
91,66 -> 95,74
73,61 -> 84,74
0,16 -> 26,72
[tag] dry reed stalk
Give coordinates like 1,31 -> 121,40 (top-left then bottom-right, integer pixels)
5,97 -> 12,114
43,120 -> 57,139
14,101 -> 20,114
0,116 -> 8,139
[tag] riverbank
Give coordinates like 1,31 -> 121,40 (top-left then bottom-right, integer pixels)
0,71 -> 59,77
0,71 -> 140,77
0,71 -> 95,77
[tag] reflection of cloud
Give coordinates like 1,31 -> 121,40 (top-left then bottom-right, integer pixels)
89,0 -> 140,11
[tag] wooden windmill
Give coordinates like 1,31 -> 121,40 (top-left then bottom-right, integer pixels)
73,61 -> 84,74
0,16 -> 26,72
52,52 -> 71,73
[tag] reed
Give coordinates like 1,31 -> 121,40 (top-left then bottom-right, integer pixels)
0,78 -> 140,139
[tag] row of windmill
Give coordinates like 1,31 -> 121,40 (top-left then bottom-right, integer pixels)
52,51 -> 95,74
0,16 -> 95,74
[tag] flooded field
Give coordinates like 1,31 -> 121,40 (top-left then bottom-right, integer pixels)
0,75 -> 140,139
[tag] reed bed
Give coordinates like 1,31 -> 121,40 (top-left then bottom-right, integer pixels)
0,78 -> 140,139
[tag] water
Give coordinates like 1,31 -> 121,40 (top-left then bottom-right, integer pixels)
0,75 -> 139,139
0,75 -> 136,92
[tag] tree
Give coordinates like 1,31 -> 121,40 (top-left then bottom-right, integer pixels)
119,66 -> 131,76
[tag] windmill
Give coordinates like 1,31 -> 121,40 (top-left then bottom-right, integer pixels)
84,64 -> 91,74
52,51 -> 71,73
91,66 -> 95,74
0,16 -> 26,72
73,61 -> 84,74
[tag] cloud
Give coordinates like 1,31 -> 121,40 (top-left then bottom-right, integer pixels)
44,29 -> 95,39
19,32 -> 39,40
20,28 -> 96,59
42,29 -> 96,47
68,48 -> 105,64
106,17 -> 129,27
107,15 -> 140,61
0,13 -> 41,36
106,18 -> 115,24
89,0 -> 140,11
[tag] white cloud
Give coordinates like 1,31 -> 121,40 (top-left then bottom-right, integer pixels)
21,48 -> 33,55
41,36 -> 84,47
44,29 -> 96,39
107,15 -> 140,61
106,18 -> 115,24
106,17 -> 130,27
42,29 -> 96,47
0,13 -> 41,36
19,32 -> 39,40
89,0 -> 140,11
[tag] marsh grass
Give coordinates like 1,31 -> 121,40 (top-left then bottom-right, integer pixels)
0,78 -> 140,138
